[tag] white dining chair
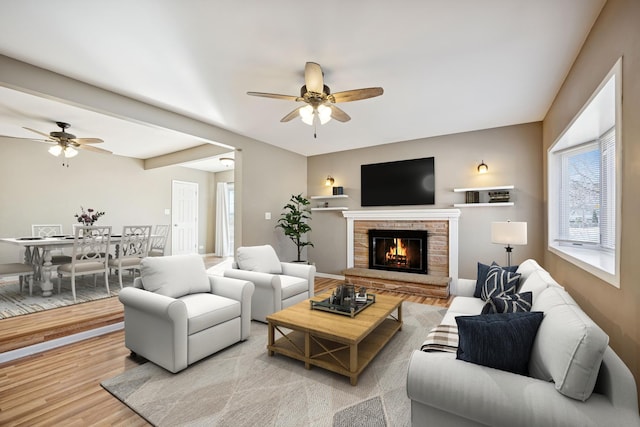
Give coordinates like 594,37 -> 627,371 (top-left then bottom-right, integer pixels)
0,263 -> 35,296
108,225 -> 152,288
148,224 -> 170,256
57,225 -> 112,302
31,224 -> 72,279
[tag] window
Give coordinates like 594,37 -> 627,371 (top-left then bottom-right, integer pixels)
548,58 -> 621,287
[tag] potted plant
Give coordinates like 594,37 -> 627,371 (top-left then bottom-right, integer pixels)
275,193 -> 313,262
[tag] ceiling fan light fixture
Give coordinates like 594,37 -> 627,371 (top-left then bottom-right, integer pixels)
48,144 -> 63,157
300,105 -> 314,125
64,146 -> 79,158
220,157 -> 234,167
317,104 -> 332,125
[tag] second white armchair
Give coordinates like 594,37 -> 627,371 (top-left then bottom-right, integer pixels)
223,244 -> 316,322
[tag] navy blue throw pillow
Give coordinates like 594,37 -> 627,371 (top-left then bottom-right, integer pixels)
456,312 -> 543,375
480,265 -> 521,301
482,292 -> 533,314
474,262 -> 519,298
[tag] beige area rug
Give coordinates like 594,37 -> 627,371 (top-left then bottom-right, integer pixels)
101,301 -> 445,427
0,275 -> 122,319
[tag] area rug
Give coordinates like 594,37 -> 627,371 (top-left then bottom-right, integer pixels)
101,301 -> 445,427
0,276 -> 121,319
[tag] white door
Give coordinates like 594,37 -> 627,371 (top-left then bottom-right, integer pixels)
171,180 -> 198,255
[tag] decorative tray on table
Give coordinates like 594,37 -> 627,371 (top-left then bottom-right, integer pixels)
310,284 -> 375,318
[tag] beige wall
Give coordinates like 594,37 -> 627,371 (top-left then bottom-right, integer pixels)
0,138 -> 211,261
307,122 -> 544,277
542,0 -> 640,396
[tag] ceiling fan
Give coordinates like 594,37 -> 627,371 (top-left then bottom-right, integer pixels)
247,62 -> 383,137
1,121 -> 111,161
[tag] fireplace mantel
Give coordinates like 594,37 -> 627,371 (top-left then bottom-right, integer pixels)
342,209 -> 461,286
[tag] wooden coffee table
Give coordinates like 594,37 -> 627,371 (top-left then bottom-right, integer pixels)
266,292 -> 403,385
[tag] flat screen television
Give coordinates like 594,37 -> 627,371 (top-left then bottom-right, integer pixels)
361,157 -> 435,206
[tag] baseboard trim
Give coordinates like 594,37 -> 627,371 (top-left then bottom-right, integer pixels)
0,321 -> 124,364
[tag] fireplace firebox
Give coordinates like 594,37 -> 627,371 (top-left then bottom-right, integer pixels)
368,229 -> 428,274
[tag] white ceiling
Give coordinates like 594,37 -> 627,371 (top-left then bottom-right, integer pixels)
0,1 -> 605,165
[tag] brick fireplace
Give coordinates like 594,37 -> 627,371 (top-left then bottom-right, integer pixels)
342,209 -> 461,296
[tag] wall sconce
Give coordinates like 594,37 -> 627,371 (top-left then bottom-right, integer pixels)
477,160 -> 488,174
325,175 -> 335,186
219,157 -> 234,167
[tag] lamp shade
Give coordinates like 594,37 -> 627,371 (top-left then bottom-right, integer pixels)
491,221 -> 527,245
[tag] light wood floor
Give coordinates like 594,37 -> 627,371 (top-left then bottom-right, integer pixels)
0,272 -> 451,426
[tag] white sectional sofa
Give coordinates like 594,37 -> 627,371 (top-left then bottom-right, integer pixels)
406,259 -> 640,427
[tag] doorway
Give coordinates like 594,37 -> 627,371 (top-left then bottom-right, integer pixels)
171,180 -> 198,255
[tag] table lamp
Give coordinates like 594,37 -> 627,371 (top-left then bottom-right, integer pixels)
491,221 -> 527,266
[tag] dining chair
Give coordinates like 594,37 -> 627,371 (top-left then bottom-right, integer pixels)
31,224 -> 72,278
148,224 -> 170,257
108,225 -> 152,288
0,263 -> 34,296
56,225 -> 112,302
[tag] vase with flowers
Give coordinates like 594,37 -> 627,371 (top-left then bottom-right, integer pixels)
75,206 -> 105,226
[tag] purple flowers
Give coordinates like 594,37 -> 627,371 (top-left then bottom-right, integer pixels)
75,206 -> 105,225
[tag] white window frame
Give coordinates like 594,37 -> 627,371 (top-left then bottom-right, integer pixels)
547,57 -> 622,288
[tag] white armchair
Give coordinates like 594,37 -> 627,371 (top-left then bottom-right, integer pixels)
223,245 -> 316,322
118,254 -> 254,373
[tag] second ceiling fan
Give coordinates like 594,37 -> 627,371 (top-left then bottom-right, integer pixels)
247,62 -> 383,137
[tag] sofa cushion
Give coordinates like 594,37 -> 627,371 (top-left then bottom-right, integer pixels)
236,245 -> 282,274
480,264 -> 521,301
180,293 -> 241,335
519,269 -> 562,301
474,261 -> 518,298
515,258 -> 545,283
456,311 -> 543,375
529,287 -> 609,401
140,254 -> 210,298
482,292 -> 532,314
279,275 -> 309,299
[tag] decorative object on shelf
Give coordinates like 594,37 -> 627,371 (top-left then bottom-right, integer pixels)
332,186 -> 344,195
325,175 -> 335,186
491,220 -> 527,266
74,206 -> 105,226
219,157 -> 234,167
275,194 -> 313,262
465,191 -> 480,204
477,160 -> 488,174
488,191 -> 510,203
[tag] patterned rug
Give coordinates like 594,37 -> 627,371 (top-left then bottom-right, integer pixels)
0,276 -> 122,319
101,301 -> 445,427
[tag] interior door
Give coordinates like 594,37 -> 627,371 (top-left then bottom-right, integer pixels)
171,180 -> 198,255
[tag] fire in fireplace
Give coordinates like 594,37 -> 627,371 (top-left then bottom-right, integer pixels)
368,229 -> 428,274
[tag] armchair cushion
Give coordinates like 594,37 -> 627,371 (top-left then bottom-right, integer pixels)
236,244 -> 282,274
180,293 -> 241,335
280,275 -> 309,299
140,254 -> 210,298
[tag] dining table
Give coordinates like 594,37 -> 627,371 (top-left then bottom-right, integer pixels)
0,234 -> 127,297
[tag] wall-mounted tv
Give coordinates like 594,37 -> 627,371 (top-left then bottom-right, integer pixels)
361,157 -> 435,206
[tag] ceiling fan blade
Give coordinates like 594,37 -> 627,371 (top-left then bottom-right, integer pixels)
305,62 -> 324,94
72,137 -> 104,145
79,144 -> 112,154
329,105 -> 351,122
247,92 -> 300,102
23,127 -> 53,138
330,87 -> 384,103
280,107 -> 302,122
0,134 -> 54,144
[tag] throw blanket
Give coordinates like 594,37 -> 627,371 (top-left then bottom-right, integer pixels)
421,324 -> 459,353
